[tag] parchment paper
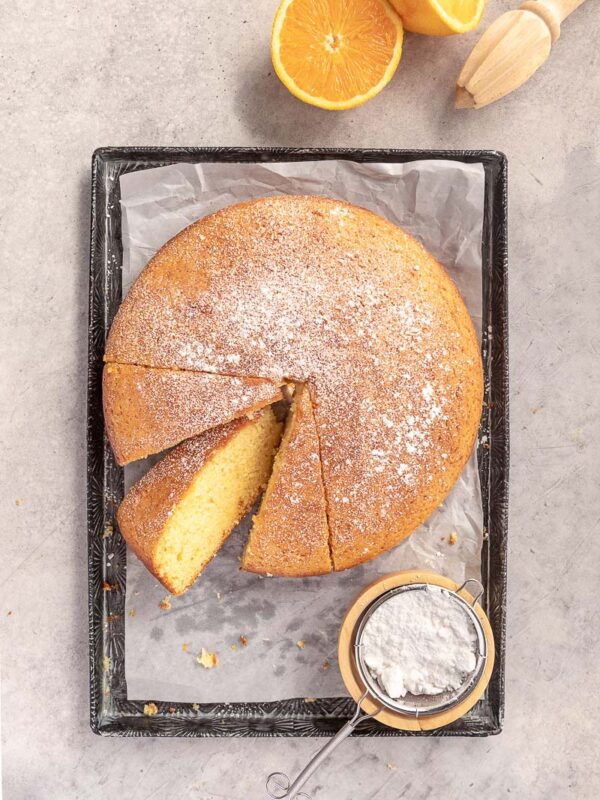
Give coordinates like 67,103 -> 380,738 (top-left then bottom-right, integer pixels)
119,160 -> 486,702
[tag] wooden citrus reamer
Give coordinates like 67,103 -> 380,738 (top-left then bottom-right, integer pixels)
456,0 -> 587,108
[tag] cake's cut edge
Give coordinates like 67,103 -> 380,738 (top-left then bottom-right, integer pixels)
116,407 -> 284,595
306,381 -> 336,571
242,383 -> 332,577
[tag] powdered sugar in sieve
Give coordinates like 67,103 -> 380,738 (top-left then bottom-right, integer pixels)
354,580 -> 487,717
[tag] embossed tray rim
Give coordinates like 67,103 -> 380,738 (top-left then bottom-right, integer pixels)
87,147 -> 508,737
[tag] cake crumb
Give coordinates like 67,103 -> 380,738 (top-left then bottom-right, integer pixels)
101,582 -> 114,592
168,706 -> 176,713
296,640 -> 305,650
159,595 -> 172,611
322,659 -> 331,671
196,648 -> 219,669
230,644 -> 238,652
304,697 -> 316,703
143,702 -> 158,716
102,523 -> 113,538
15,498 -> 23,506
239,635 -> 249,647
182,643 -> 189,653
7,611 -> 12,616
387,763 -> 397,771
128,608 -> 136,618
192,703 -> 200,711
102,655 -> 111,672
448,531 -> 458,546
216,591 -> 222,601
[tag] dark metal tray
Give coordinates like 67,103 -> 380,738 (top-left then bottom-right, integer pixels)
88,147 -> 508,737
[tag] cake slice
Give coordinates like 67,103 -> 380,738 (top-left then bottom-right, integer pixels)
103,362 -> 284,465
242,384 -> 332,577
116,408 -> 283,595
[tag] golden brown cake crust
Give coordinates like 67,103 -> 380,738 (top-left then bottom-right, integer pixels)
242,384 -> 332,577
103,363 -> 283,465
107,195 -> 483,571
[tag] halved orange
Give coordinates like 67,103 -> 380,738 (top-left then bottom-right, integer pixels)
271,0 -> 404,111
389,0 -> 485,36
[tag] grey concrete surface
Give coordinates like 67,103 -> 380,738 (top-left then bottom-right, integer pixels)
1,1 -> 599,798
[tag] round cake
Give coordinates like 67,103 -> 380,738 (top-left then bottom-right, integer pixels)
106,195 -> 483,573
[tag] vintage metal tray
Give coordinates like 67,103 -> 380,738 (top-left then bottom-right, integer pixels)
88,147 -> 508,737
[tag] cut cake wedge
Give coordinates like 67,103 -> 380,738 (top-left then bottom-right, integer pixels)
103,362 -> 284,465
116,407 -> 283,595
242,384 -> 332,577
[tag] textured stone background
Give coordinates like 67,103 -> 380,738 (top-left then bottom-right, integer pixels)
1,1 -> 599,798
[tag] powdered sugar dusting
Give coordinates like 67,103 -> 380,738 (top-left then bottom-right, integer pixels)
104,363 -> 283,464
107,196 -> 483,570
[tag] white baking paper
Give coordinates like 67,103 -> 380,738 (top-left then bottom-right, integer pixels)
119,160 -> 486,702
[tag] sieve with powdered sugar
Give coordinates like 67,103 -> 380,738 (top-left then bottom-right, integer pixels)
266,570 -> 495,800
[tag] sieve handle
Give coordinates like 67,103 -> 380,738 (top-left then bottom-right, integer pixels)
266,695 -> 378,799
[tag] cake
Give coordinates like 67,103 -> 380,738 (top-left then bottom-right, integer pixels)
107,195 -> 483,580
103,362 -> 284,465
116,408 -> 283,595
243,383 -> 332,577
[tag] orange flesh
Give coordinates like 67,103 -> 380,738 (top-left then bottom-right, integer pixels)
278,0 -> 400,102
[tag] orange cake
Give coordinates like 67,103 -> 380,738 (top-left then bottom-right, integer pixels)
103,362 -> 284,465
116,408 -> 283,595
107,195 -> 483,576
243,384 -> 332,577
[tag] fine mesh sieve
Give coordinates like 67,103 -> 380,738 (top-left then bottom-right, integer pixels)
353,581 -> 487,718
266,575 -> 491,800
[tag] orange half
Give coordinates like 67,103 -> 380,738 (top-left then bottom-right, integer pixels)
271,0 -> 404,111
390,0 -> 485,35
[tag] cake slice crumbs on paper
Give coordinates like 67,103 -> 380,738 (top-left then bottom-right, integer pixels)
181,643 -> 189,653
448,531 -> 458,545
128,608 -> 136,618
196,648 -> 219,669
159,595 -> 172,610
144,703 -> 158,716
239,635 -> 249,647
296,639 -> 305,649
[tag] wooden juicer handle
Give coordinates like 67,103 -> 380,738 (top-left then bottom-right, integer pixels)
521,0 -> 587,40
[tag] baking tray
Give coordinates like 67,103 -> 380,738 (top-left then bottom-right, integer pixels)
88,147 -> 508,737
